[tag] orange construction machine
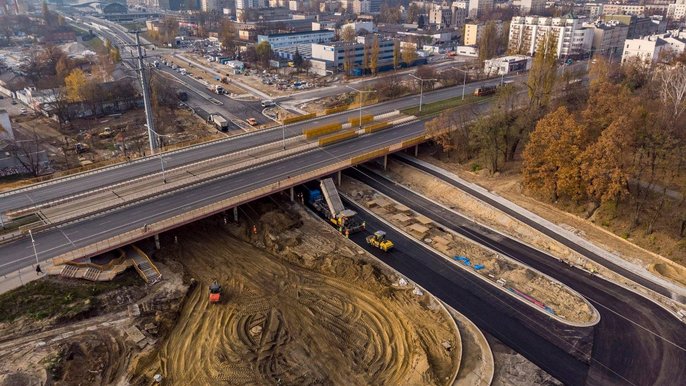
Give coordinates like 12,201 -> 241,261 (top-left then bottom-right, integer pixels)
209,280 -> 222,303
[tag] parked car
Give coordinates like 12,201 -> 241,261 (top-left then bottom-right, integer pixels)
246,118 -> 258,126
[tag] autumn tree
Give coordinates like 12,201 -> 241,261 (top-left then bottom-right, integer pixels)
370,35 -> 380,75
522,106 -> 587,201
526,32 -> 558,111
401,44 -> 417,66
219,20 -> 237,54
255,41 -> 272,68
393,40 -> 400,70
406,3 -> 421,23
341,26 -> 356,43
65,69 -> 89,102
477,21 -> 499,63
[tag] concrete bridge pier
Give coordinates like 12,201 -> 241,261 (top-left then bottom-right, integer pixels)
290,186 -> 294,202
414,144 -> 419,157
233,206 -> 238,222
337,170 -> 342,186
383,154 -> 388,170
154,234 -> 160,250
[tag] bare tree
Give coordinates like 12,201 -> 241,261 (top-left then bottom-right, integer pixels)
658,64 -> 686,124
9,131 -> 49,177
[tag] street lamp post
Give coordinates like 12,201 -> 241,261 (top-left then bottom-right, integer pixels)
147,126 -> 173,184
455,68 -> 468,100
273,102 -> 287,150
408,74 -> 437,112
28,229 -> 39,267
345,85 -> 376,127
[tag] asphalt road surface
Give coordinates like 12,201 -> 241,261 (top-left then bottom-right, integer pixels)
347,166 -> 686,386
339,199 -> 590,386
0,121 -> 427,275
0,81 -> 494,213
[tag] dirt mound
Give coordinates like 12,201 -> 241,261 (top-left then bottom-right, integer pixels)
134,203 -> 459,385
53,330 -> 129,385
648,263 -> 686,286
0,373 -> 41,386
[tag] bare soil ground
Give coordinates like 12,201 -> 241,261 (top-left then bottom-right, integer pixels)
340,176 -> 593,324
0,265 -> 188,386
131,201 -> 460,385
421,155 -> 686,289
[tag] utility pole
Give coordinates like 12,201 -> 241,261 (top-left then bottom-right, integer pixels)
408,74 -> 436,112
132,30 -> 159,154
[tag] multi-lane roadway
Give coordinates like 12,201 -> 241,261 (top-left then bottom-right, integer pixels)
347,166 -> 686,386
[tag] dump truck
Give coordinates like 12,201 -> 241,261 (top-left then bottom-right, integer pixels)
208,113 -> 229,131
366,230 -> 394,252
305,178 -> 365,234
209,280 -> 221,303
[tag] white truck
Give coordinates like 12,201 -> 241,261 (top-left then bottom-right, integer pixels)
208,113 -> 229,131
213,85 -> 224,94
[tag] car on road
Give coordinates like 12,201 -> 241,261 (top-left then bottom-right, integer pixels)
261,100 -> 275,108
246,118 -> 258,126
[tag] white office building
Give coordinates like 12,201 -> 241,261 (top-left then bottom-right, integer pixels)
257,30 -> 335,49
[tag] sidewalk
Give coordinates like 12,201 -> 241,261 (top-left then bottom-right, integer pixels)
398,154 -> 686,303
0,259 -> 57,295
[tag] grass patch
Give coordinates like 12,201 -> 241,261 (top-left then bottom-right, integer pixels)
0,213 -> 41,235
0,268 -> 141,322
84,37 -> 107,55
401,94 -> 488,117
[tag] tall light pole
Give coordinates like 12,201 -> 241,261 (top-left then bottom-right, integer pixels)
345,85 -> 376,127
408,73 -> 437,112
131,30 -> 159,154
148,126 -> 173,184
455,68 -> 468,100
28,229 -> 39,267
273,102 -> 287,150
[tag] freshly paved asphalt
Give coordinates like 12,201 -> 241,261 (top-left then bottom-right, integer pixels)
399,154 -> 685,304
347,166 -> 686,386
341,199 -> 590,386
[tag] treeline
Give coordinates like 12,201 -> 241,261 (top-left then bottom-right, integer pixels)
523,58 -> 686,235
427,45 -> 686,240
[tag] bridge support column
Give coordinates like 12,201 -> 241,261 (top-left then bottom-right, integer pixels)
290,186 -> 294,202
154,234 -> 160,250
414,144 -> 419,157
383,154 -> 388,170
233,206 -> 238,222
337,170 -> 342,186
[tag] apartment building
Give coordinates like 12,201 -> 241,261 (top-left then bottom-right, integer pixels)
668,0 -> 686,21
583,20 -> 629,56
464,21 -> 504,46
508,15 -> 593,57
622,32 -> 686,64
518,0 -> 546,15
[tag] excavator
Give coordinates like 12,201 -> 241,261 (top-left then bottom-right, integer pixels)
209,280 -> 222,304
366,230 -> 394,252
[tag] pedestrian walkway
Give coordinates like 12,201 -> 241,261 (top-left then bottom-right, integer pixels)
0,259 -> 56,295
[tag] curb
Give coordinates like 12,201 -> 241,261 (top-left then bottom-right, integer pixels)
341,188 -> 599,328
300,205 -> 464,386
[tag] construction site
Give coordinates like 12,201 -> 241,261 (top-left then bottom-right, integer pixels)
0,172 -> 574,386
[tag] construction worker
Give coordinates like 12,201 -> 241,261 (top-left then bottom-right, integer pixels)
252,224 -> 257,234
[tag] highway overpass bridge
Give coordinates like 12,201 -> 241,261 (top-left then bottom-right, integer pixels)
0,117 -> 428,275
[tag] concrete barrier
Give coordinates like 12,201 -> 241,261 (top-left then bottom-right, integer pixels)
348,114 -> 374,127
303,122 -> 343,139
281,112 -> 316,125
318,130 -> 359,146
363,122 -> 392,134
